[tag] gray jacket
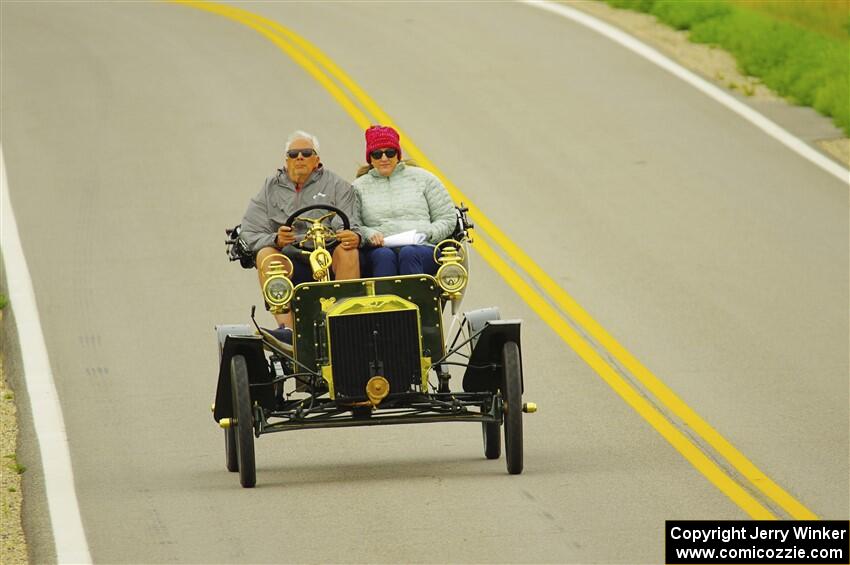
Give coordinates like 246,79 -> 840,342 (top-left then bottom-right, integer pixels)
240,165 -> 361,252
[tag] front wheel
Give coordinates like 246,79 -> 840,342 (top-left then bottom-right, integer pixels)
502,341 -> 523,474
231,355 -> 256,488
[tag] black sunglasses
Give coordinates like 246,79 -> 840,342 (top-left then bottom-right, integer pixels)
370,148 -> 398,160
286,148 -> 317,159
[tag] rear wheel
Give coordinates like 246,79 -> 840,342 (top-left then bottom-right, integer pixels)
483,422 -> 501,459
502,341 -> 523,475
224,426 -> 238,472
218,340 -> 238,472
231,355 -> 256,488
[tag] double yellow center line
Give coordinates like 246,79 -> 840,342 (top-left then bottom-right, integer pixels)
174,0 -> 816,520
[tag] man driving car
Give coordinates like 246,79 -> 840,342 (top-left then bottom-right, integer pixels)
240,130 -> 362,337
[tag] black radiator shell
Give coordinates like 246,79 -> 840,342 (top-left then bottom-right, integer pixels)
328,309 -> 422,400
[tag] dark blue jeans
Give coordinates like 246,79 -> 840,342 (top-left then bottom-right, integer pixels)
363,245 -> 438,277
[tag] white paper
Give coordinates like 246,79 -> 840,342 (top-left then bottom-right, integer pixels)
382,230 -> 427,248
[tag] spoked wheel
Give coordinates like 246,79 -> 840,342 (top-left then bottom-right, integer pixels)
230,354 -> 256,488
483,421 -> 501,460
224,426 -> 238,472
501,341 -> 523,475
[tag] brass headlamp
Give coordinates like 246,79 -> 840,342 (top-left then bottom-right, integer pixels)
260,254 -> 295,314
434,240 -> 468,298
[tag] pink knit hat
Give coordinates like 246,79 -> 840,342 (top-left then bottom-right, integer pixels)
365,125 -> 402,163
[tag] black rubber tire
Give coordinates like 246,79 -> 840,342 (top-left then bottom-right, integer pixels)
502,341 -> 523,475
231,355 -> 256,488
218,341 -> 238,472
483,422 -> 501,460
224,427 -> 238,472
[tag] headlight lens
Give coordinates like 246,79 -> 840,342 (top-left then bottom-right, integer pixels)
263,275 -> 294,307
436,262 -> 468,294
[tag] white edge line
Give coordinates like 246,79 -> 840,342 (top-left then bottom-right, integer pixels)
1,146 -> 92,564
522,0 -> 850,185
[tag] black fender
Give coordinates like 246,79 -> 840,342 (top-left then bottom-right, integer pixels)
462,319 -> 523,393
213,333 -> 274,422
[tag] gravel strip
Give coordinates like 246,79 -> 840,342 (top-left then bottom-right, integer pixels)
1,312 -> 29,565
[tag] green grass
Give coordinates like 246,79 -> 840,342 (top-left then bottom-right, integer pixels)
0,294 -> 7,310
732,0 -> 850,40
600,0 -> 850,136
4,454 -> 26,475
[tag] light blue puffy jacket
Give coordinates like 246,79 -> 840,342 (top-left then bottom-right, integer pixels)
353,162 -> 456,246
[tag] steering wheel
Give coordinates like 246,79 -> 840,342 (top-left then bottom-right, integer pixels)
284,204 -> 351,250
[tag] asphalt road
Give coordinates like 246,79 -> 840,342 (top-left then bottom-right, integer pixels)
2,2 -> 847,563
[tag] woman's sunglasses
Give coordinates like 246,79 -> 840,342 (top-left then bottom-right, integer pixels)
286,148 -> 317,159
370,148 -> 398,160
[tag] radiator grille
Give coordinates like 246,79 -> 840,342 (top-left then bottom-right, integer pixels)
328,309 -> 421,400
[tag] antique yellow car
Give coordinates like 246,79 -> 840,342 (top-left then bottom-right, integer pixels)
214,204 -> 534,487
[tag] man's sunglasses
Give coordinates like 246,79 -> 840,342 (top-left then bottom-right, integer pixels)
286,148 -> 317,159
370,148 -> 398,160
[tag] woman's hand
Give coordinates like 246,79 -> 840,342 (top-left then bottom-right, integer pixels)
337,229 -> 361,250
369,232 -> 385,247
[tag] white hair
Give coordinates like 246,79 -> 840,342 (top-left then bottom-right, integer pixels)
285,130 -> 320,153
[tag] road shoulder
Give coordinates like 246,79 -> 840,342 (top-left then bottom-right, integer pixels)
570,1 -> 850,168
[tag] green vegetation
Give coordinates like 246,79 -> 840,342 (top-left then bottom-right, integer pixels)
732,0 -> 850,40
0,293 -> 7,310
4,453 -> 25,475
600,0 -> 850,135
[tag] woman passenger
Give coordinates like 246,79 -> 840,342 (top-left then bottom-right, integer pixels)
353,125 -> 456,277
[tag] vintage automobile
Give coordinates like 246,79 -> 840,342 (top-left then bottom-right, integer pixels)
213,203 -> 535,487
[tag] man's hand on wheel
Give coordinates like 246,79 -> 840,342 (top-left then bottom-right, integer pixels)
276,225 -> 296,248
